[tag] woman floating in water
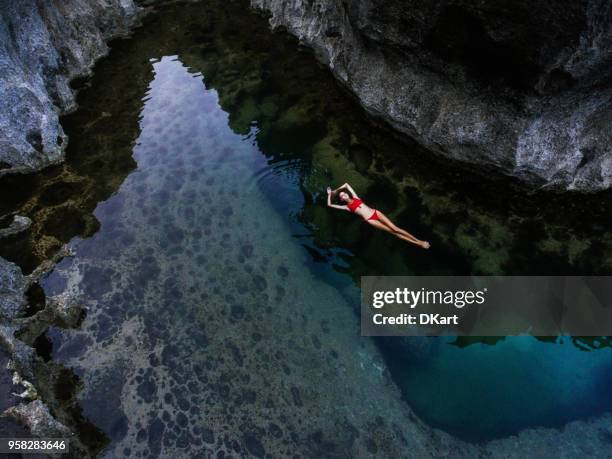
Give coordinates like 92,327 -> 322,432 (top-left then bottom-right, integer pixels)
327,183 -> 430,249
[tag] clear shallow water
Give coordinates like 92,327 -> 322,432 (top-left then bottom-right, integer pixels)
2,1 -> 612,454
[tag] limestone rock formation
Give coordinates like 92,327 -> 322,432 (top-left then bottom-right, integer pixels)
1,0 -> 610,190
0,0 -> 142,174
251,0 -> 612,191
4,400 -> 72,438
0,256 -> 25,322
0,215 -> 31,239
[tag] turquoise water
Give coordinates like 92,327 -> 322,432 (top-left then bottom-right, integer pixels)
2,1 -> 611,455
383,336 -> 612,441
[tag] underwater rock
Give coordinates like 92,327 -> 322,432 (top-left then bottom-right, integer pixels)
0,0 -> 142,173
251,0 -> 612,191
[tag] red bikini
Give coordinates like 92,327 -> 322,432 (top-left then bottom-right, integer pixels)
347,198 -> 363,212
347,198 -> 380,221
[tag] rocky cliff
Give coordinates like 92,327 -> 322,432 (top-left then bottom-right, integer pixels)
1,0 -> 610,190
0,0 -> 142,175
251,0 -> 612,191
0,0 -> 143,448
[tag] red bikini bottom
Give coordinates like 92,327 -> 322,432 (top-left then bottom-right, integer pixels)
367,210 -> 380,221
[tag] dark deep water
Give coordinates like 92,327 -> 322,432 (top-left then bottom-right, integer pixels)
2,1 -> 612,455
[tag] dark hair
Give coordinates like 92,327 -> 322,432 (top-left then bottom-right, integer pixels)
332,187 -> 353,205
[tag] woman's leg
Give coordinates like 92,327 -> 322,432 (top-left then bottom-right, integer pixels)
376,211 -> 422,243
367,220 -> 423,245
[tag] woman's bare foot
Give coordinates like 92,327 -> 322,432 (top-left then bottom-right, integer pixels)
421,241 -> 430,249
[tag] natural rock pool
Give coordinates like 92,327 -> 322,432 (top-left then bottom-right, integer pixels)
2,1 -> 612,456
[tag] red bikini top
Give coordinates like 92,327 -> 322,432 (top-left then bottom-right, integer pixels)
347,198 -> 363,212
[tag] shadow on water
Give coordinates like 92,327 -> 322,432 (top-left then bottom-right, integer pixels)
1,0 -> 612,448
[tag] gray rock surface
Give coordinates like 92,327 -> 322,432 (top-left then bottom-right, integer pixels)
0,0 -> 142,174
1,0 -> 610,189
4,400 -> 72,438
0,215 -> 32,239
0,347 -> 45,459
0,256 -> 26,322
0,251 -> 79,445
251,0 -> 612,191
0,0 -> 145,447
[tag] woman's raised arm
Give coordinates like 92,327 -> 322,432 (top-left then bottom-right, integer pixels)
327,187 -> 348,211
343,183 -> 359,199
